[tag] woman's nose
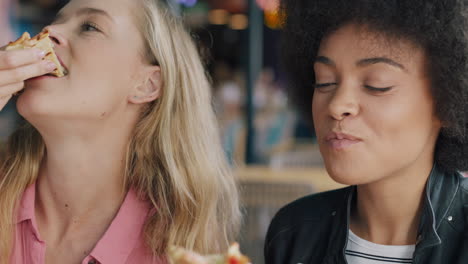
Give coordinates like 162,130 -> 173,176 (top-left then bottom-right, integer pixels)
328,85 -> 360,121
44,26 -> 69,47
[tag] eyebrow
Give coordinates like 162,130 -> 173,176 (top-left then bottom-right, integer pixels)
315,56 -> 335,67
357,57 -> 406,71
314,56 -> 406,71
56,7 -> 114,23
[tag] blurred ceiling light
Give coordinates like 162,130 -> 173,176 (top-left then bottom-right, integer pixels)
264,9 -> 282,29
255,0 -> 279,11
229,14 -> 248,30
207,0 -> 247,13
208,9 -> 229,25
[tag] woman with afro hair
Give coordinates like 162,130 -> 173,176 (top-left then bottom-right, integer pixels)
265,0 -> 468,263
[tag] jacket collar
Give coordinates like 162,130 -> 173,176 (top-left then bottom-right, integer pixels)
416,164 -> 460,252
333,164 -> 460,259
325,186 -> 355,262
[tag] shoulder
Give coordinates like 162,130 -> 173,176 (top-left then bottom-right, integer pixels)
264,187 -> 351,263
458,172 -> 468,193
127,242 -> 165,264
266,186 -> 351,241
434,171 -> 468,237
271,186 -> 350,224
455,172 -> 468,208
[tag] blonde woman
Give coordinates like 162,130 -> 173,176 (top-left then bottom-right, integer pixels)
0,0 -> 240,263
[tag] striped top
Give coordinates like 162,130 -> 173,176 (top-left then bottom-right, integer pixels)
345,230 -> 415,264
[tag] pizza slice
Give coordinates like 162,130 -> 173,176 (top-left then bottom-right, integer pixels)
6,29 -> 68,77
169,243 -> 251,264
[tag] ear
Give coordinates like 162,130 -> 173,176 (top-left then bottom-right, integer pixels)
129,66 -> 162,104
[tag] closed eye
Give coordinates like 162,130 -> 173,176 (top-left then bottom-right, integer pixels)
364,85 -> 394,92
314,83 -> 337,89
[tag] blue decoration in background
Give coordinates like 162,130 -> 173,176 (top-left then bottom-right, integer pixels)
177,0 -> 197,7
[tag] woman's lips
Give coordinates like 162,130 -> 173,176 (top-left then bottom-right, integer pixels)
55,54 -> 69,75
325,132 -> 362,150
27,75 -> 56,82
327,138 -> 361,149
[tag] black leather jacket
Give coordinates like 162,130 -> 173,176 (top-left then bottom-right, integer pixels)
264,165 -> 468,264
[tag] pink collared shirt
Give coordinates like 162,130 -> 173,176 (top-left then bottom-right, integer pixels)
11,183 -> 165,264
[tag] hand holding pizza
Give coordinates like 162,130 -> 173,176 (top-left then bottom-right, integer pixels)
0,30 -> 66,111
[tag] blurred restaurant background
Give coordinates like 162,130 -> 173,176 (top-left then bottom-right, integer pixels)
1,0 -> 344,262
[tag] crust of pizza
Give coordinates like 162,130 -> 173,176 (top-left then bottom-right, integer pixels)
168,243 -> 250,264
226,243 -> 250,264
6,30 -> 67,77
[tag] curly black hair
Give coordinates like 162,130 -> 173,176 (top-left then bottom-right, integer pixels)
280,0 -> 468,172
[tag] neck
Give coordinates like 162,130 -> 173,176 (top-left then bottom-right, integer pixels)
33,119 -> 136,245
350,161 -> 434,245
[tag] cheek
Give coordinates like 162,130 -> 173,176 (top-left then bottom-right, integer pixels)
72,50 -> 135,98
312,93 -> 329,134
364,85 -> 437,171
75,49 -> 123,79
73,37 -> 136,76
368,88 -> 434,144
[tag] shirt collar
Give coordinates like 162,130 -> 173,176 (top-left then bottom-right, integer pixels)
90,188 -> 151,264
17,183 -> 36,224
17,182 -> 152,264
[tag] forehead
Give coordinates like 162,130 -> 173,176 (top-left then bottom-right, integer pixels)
59,0 -> 147,62
318,23 -> 425,67
60,0 -> 136,23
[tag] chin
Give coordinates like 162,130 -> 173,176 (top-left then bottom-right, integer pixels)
16,90 -> 55,122
324,161 -> 376,186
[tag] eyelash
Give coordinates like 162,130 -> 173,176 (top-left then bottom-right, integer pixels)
314,83 -> 336,89
314,83 -> 393,92
364,85 -> 393,92
80,21 -> 101,33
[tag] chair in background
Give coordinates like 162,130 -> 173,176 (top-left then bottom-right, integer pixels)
269,146 -> 324,169
238,180 -> 316,264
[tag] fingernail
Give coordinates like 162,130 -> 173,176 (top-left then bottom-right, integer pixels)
36,49 -> 46,59
45,61 -> 56,71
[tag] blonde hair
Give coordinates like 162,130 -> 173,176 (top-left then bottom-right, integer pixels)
0,0 -> 241,261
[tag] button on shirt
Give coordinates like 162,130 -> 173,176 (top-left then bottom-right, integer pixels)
11,183 -> 165,264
